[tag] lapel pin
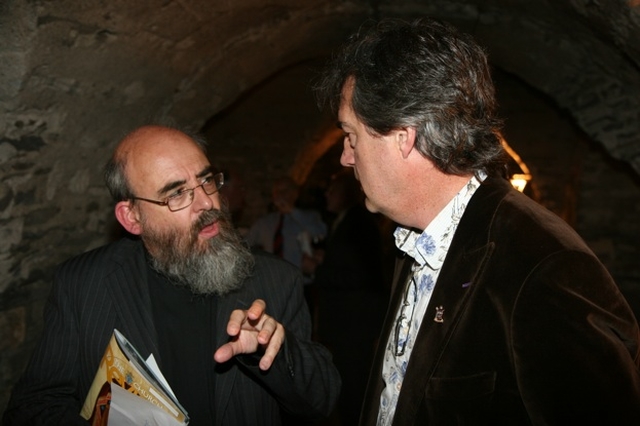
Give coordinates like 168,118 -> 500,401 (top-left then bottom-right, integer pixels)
434,306 -> 445,323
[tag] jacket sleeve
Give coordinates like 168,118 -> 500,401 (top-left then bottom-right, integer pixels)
512,250 -> 640,425
236,263 -> 341,421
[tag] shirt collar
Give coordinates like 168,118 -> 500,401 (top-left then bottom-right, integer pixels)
394,174 -> 484,270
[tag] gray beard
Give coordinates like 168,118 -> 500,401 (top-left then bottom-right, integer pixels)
142,206 -> 254,296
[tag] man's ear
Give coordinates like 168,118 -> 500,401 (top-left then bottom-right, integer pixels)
115,200 -> 142,235
397,127 -> 417,159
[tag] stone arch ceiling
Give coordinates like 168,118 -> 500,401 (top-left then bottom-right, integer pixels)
1,0 -> 639,175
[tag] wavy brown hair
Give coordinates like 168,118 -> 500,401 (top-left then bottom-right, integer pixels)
316,18 -> 508,178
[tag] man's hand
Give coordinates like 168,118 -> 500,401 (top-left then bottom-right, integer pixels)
214,299 -> 285,371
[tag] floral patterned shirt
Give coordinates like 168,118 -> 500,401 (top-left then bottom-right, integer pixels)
377,175 -> 483,425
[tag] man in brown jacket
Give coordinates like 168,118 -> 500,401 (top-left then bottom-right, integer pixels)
316,17 -> 640,425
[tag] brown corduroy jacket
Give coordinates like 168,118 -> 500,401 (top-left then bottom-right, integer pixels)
360,177 -> 640,426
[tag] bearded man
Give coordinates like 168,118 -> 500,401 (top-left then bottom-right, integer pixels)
3,125 -> 340,426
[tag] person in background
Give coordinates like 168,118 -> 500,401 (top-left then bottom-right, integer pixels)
219,167 -> 249,235
245,176 -> 327,275
307,168 -> 389,426
2,125 -> 340,426
316,17 -> 640,425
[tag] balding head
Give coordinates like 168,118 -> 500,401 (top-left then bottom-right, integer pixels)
101,125 -> 253,296
104,125 -> 208,202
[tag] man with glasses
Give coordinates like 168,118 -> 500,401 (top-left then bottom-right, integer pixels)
316,17 -> 640,425
3,125 -> 340,425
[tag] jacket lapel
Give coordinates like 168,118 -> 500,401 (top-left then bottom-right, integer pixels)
393,240 -> 494,423
392,178 -> 510,424
106,239 -> 159,360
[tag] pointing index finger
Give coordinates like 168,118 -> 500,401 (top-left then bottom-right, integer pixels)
247,299 -> 267,320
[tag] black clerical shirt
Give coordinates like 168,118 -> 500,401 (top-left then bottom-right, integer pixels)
148,266 -> 217,425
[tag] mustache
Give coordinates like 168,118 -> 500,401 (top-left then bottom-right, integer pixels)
192,207 -> 231,235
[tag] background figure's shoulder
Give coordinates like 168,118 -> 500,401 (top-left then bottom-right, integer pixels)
293,207 -> 321,220
291,207 -> 327,234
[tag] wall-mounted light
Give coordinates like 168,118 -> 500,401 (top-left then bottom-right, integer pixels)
501,137 -> 532,192
509,173 -> 531,192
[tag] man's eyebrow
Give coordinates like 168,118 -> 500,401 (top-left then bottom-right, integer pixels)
157,166 -> 214,196
158,179 -> 187,196
196,166 -> 214,179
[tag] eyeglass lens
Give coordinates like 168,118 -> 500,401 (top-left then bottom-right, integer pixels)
167,173 -> 223,211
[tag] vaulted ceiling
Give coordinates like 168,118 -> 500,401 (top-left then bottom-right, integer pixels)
2,0 -> 639,174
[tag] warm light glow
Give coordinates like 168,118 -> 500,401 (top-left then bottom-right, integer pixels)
510,174 -> 531,192
501,138 -> 532,192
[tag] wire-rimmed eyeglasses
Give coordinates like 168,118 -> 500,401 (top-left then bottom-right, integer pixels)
394,275 -> 417,357
131,172 -> 224,212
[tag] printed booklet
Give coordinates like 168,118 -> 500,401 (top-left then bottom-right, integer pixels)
80,329 -> 189,425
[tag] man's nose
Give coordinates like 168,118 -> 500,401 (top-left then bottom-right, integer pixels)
192,185 -> 220,211
340,138 -> 354,167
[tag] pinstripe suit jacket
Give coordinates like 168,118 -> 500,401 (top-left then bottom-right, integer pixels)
3,237 -> 340,425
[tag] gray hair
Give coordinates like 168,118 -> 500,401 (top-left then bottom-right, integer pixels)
316,18 -> 508,177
